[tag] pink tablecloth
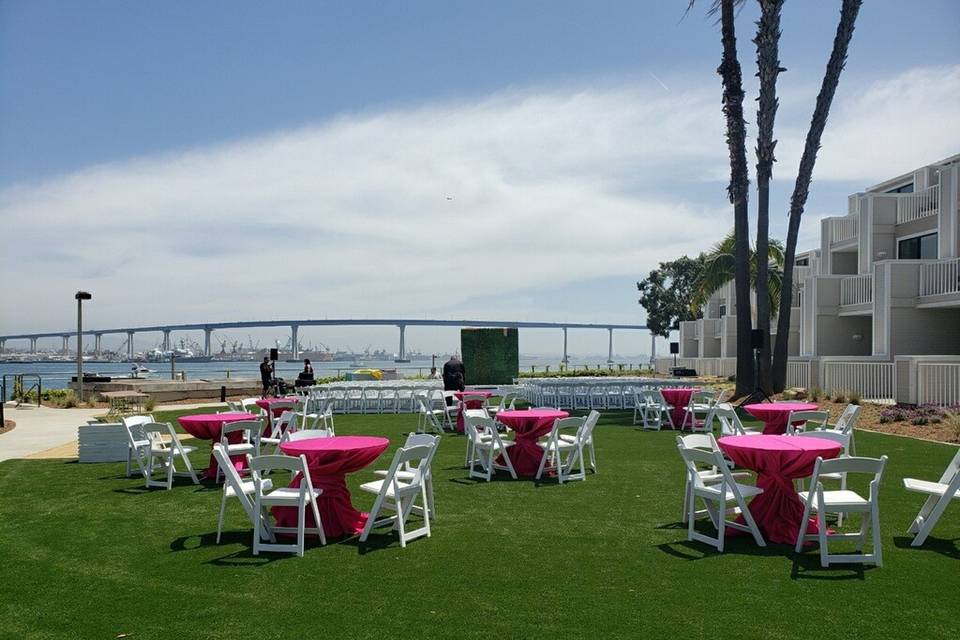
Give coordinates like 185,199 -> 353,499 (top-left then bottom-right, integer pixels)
455,391 -> 495,433
255,396 -> 299,417
718,435 -> 843,545
495,409 -> 569,477
743,402 -> 820,435
275,435 -> 390,538
659,387 -> 698,428
177,412 -> 260,479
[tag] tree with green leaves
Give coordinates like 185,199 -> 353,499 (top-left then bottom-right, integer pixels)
637,255 -> 706,339
690,230 -> 785,314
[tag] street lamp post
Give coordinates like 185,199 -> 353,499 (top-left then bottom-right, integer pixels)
75,291 -> 92,401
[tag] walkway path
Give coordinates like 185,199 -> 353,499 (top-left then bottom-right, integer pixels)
0,401 -> 225,462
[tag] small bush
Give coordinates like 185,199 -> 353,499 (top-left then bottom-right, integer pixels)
832,390 -> 847,403
809,387 -> 822,402
911,416 -> 929,426
847,389 -> 862,405
944,412 -> 960,442
144,397 -> 156,412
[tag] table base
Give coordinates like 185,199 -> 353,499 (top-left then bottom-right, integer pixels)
272,473 -> 369,538
727,473 -> 824,545
497,437 -> 549,477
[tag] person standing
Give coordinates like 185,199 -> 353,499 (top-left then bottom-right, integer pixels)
442,356 -> 465,405
259,356 -> 273,398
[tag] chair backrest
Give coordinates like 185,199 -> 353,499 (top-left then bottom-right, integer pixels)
834,404 -> 862,434
285,428 -> 333,441
212,443 -> 254,511
937,448 -> 960,485
221,420 -> 260,445
545,416 -> 587,445
122,415 -> 154,445
582,410 -> 600,439
791,429 -> 850,453
464,414 -> 496,437
272,410 -> 297,437
677,432 -> 719,451
379,443 -> 436,496
249,453 -> 312,496
711,405 -> 747,435
786,410 -> 830,433
142,422 -> 179,451
461,393 -> 489,407
416,395 -> 444,431
688,390 -> 713,407
676,441 -> 736,490
811,455 -> 887,501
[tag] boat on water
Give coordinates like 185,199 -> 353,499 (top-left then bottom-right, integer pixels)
144,347 -> 212,363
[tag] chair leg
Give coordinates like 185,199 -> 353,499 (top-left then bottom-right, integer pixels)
216,492 -> 227,544
817,506 -> 829,568
717,496 -> 726,553
297,502 -> 306,557
310,497 -> 326,546
872,504 -> 882,567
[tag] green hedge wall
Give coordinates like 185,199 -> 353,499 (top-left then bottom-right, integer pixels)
461,328 -> 519,385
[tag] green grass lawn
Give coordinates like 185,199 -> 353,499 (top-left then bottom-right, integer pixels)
1,407 -> 958,639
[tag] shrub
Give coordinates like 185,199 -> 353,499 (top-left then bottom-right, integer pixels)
831,390 -> 847,403
809,387 -> 822,402
144,397 -> 156,412
944,412 -> 960,442
847,389 -> 862,405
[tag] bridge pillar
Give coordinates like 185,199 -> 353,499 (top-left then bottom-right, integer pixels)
94,334 -> 102,357
562,327 -> 569,365
0,339 -> 4,354
162,329 -> 171,351
607,328 -> 614,363
650,333 -> 657,365
204,328 -> 213,357
398,324 -> 406,361
127,332 -> 135,360
62,335 -> 70,355
291,325 -> 300,359
30,338 -> 37,354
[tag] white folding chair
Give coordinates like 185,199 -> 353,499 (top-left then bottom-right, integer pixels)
217,420 -> 261,481
638,389 -> 673,430
676,441 -> 765,552
373,433 -> 440,520
795,455 -> 887,567
790,430 -> 852,524
676,432 -> 752,523
465,415 -> 517,482
712,405 -> 761,436
903,447 -> 960,547
785,410 -> 830,434
487,392 -> 516,418
833,404 -> 862,454
122,415 -> 154,479
442,391 -> 460,430
250,454 -> 325,556
559,410 -> 599,474
142,422 -> 199,489
284,429 -> 334,442
359,442 -> 437,548
681,390 -> 713,432
415,394 -> 445,434
211,444 -> 274,544
260,410 -> 297,453
535,417 -> 588,484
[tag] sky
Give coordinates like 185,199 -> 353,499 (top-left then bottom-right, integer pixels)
1,1 -> 958,358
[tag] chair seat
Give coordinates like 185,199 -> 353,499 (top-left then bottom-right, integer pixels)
797,489 -> 869,510
260,436 -> 281,446
259,487 -> 322,505
903,478 -> 958,498
698,483 -> 763,500
226,478 -> 272,498
475,440 -> 513,451
359,478 -> 416,499
150,445 -> 197,456
223,443 -> 256,454
538,440 -> 576,453
373,469 -> 416,480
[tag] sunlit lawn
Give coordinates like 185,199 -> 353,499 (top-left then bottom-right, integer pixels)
0,406 -> 957,639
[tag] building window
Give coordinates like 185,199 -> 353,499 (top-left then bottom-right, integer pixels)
898,232 -> 938,260
886,183 -> 914,194
719,304 -> 726,317
795,257 -> 809,266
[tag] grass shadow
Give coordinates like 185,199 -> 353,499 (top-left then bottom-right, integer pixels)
789,553 -> 871,581
893,535 -> 960,559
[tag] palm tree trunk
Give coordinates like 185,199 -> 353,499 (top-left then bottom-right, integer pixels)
753,0 -> 783,395
718,0 -> 754,398
772,0 -> 863,392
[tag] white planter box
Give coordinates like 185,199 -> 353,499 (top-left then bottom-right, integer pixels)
78,423 -> 128,463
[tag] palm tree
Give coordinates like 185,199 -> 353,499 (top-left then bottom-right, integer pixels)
715,0 -> 755,398
753,0 -> 784,394
690,231 -> 785,314
771,0 -> 863,392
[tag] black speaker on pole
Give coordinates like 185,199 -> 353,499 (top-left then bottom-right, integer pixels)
269,348 -> 279,361
669,342 -> 679,354
750,329 -> 765,350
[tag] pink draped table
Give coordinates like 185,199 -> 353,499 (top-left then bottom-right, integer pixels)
177,412 -> 260,479
255,396 -> 299,418
659,387 -> 699,429
743,402 -> 820,435
718,435 -> 843,545
276,435 -> 390,538
454,390 -> 495,433
495,408 -> 569,477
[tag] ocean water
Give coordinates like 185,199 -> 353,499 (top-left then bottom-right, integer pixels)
0,355 -> 651,395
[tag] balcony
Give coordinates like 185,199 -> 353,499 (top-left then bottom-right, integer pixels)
828,215 -> 858,245
840,273 -> 873,313
918,257 -> 960,308
896,184 -> 940,224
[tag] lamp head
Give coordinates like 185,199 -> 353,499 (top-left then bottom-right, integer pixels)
75,291 -> 92,301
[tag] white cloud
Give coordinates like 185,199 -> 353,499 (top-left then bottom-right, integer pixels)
1,64 -> 957,356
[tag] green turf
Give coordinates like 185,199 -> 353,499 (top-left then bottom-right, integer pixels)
0,408 -> 958,639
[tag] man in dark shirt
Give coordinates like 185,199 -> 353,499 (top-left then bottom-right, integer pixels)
442,356 -> 465,405
259,357 -> 273,398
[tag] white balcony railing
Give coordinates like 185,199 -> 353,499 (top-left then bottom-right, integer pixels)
840,274 -> 873,306
919,257 -> 960,297
786,359 -> 811,389
829,216 -> 858,244
896,184 -> 940,224
821,360 -> 895,402
917,362 -> 960,406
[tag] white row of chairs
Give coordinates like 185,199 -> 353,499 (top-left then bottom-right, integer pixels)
518,378 -> 681,410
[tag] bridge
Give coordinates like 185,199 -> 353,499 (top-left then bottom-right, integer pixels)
0,318 -> 652,364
